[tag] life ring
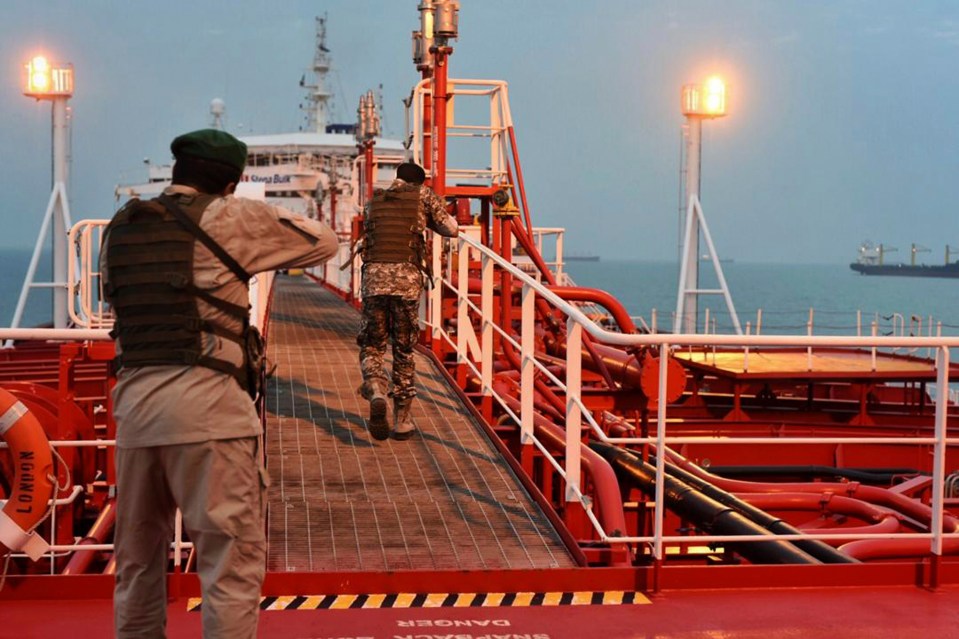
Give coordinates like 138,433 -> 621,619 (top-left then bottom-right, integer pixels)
0,388 -> 54,560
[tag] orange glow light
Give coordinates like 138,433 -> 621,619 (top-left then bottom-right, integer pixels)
681,76 -> 727,118
24,55 -> 74,98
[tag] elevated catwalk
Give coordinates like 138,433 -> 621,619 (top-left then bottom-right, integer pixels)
263,275 -> 575,573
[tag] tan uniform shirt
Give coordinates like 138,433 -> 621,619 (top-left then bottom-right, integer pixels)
102,185 -> 338,448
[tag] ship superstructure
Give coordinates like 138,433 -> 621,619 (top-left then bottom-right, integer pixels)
114,17 -> 405,234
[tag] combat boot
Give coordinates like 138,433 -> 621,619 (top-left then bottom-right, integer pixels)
367,382 -> 390,441
392,398 -> 416,441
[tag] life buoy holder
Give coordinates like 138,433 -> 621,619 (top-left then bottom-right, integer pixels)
0,388 -> 55,561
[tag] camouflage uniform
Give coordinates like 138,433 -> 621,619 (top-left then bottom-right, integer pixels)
358,179 -> 458,402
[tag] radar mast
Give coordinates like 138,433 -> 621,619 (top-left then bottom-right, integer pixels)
300,15 -> 333,133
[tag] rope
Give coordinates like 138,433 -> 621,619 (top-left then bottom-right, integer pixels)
0,443 -> 73,592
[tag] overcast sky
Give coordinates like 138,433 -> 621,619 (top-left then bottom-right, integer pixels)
1,1 -> 957,263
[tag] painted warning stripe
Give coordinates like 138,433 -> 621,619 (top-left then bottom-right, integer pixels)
187,591 -> 649,612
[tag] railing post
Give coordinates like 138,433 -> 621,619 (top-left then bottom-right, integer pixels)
480,253 -> 494,412
931,345 -> 949,585
520,283 -> 535,446
565,318 -> 582,503
654,343 -> 669,562
174,508 -> 184,571
429,233 -> 443,349
456,238 -> 469,365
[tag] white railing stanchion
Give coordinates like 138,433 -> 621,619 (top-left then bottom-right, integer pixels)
174,509 -> 184,571
430,233 -> 443,341
480,253 -> 494,396
654,343 -> 670,562
457,238 -> 470,363
931,346 -> 949,558
520,283 -> 535,445
565,318 -> 583,503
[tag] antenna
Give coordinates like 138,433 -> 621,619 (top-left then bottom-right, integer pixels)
210,98 -> 226,130
300,14 -> 333,133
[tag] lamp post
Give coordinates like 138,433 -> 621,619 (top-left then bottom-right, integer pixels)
427,0 -> 459,199
356,89 -> 381,206
412,1 -> 435,174
12,55 -> 75,331
677,76 -> 726,334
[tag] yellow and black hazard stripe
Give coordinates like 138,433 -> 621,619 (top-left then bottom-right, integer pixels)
187,591 -> 650,611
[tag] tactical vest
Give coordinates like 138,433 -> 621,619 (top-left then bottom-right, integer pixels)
104,194 -> 250,389
362,187 -> 427,273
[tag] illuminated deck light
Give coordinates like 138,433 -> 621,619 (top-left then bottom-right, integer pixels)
681,76 -> 726,118
24,55 -> 74,99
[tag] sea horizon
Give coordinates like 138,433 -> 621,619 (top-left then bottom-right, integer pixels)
4,247 -> 959,336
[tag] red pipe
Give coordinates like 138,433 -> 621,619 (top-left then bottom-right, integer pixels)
507,125 -> 535,237
363,141 -> 375,205
548,286 -> 639,335
493,379 -> 630,565
510,217 -> 556,286
739,493 -> 904,539
839,538 -> 959,561
664,448 -> 959,535
431,46 -> 451,198
421,68 -> 433,174
739,492 -> 896,523
62,498 -> 116,575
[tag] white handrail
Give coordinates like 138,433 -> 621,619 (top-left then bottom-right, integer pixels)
427,233 -> 958,561
409,78 -> 512,184
68,219 -> 113,329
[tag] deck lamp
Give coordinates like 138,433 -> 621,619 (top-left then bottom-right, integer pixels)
23,56 -> 74,99
676,75 -> 735,334
11,54 -> 75,331
681,76 -> 726,118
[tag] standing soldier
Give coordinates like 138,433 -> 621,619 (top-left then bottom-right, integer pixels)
103,129 -> 338,638
358,161 -> 458,440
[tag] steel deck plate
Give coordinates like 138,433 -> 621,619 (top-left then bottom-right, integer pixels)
263,275 -> 574,573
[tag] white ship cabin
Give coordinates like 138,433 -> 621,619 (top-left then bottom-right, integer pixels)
115,128 -> 406,235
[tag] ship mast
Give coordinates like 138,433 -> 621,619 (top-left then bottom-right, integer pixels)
300,15 -> 333,133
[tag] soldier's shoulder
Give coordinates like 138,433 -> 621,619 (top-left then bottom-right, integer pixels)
392,181 -> 421,194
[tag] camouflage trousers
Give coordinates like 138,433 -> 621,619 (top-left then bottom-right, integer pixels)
357,295 -> 420,401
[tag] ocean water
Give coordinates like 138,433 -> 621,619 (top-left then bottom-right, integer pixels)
563,259 -> 959,337
0,247 -> 51,329
3,248 -> 959,338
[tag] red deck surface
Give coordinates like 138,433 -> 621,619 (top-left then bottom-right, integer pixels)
2,584 -> 957,638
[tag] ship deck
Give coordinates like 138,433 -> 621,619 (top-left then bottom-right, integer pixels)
262,275 -> 575,577
4,275 -> 959,636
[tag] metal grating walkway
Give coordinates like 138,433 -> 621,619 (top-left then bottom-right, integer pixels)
263,275 -> 575,573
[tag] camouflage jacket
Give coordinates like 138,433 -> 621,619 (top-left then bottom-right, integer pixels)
360,179 -> 458,300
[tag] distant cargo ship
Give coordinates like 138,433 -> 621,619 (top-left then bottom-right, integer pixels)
566,254 -> 600,262
850,241 -> 959,278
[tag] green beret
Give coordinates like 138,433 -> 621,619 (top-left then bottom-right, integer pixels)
170,129 -> 248,172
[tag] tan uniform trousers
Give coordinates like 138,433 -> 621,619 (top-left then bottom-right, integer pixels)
113,437 -> 267,639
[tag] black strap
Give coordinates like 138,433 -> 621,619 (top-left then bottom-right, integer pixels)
158,194 -> 251,283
